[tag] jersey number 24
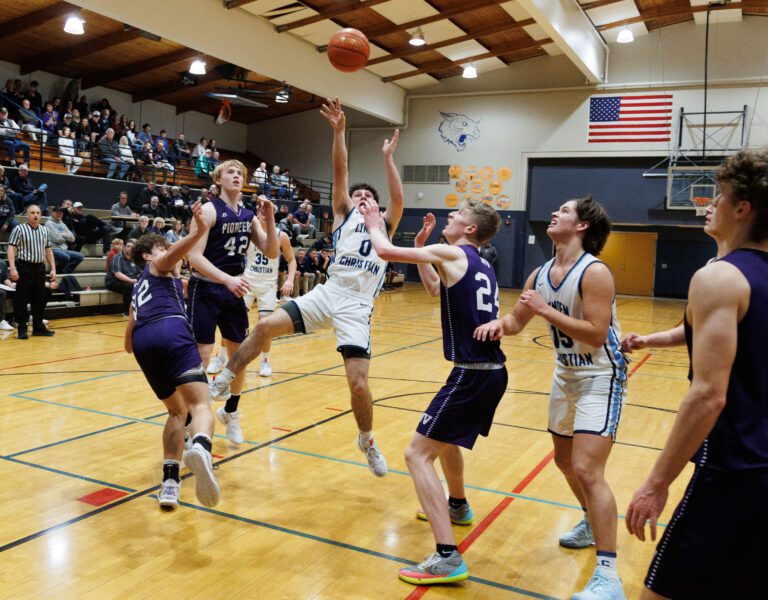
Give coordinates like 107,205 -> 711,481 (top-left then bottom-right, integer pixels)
475,272 -> 499,313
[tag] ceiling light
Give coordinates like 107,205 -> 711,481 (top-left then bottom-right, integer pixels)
409,27 -> 426,47
190,59 -> 207,75
462,63 -> 477,79
64,15 -> 85,35
616,28 -> 634,43
275,87 -> 290,104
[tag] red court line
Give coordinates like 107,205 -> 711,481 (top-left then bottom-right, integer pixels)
325,407 -> 344,412
629,353 -> 652,378
77,488 -> 129,506
0,349 -> 125,372
272,426 -> 293,432
675,319 -> 683,327
405,450 -> 555,600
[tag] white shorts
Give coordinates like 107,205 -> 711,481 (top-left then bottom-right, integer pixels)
242,279 -> 277,313
548,370 -> 626,439
288,281 -> 374,355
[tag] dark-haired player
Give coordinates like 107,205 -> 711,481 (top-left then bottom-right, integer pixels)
475,196 -> 627,599
210,98 -> 403,477
359,198 -> 505,585
627,150 -> 768,600
125,201 -> 219,509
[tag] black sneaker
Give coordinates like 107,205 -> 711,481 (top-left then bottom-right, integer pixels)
18,329 -> 28,339
32,328 -> 54,337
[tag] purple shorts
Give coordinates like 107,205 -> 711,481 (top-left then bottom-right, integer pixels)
416,365 -> 508,449
187,277 -> 249,345
132,317 -> 207,400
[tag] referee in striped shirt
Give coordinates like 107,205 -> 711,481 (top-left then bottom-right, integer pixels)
7,204 -> 56,338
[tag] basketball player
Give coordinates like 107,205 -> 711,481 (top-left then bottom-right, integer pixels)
210,98 -> 403,477
187,160 -> 278,446
359,199 -> 505,585
124,201 -> 220,509
626,150 -> 768,599
475,196 -> 627,599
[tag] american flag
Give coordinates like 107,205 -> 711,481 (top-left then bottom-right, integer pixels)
588,94 -> 673,143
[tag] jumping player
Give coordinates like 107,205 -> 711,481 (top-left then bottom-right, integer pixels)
210,98 -> 403,477
187,160 -> 278,445
475,196 -> 627,600
626,150 -> 768,599
359,200 -> 505,585
124,201 -> 220,509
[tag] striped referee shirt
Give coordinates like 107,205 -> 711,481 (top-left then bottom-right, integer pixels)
8,222 -> 50,263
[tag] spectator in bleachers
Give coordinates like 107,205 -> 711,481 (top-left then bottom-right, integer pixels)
62,76 -> 81,105
105,238 -> 140,316
99,109 -> 112,133
277,203 -> 290,219
191,136 -> 207,163
40,102 -> 57,142
317,248 -> 331,285
195,148 -> 213,185
137,140 -> 156,181
55,112 -> 74,139
251,161 -> 270,196
58,126 -> 82,175
278,212 -> 301,243
165,219 -> 184,244
75,95 -> 88,117
173,132 -> 191,166
0,107 -> 29,166
138,123 -> 154,148
11,164 -> 48,214
311,231 -> 333,253
98,128 -> 130,180
51,97 -> 63,116
157,184 -> 171,207
74,116 -> 91,153
0,186 -> 18,233
117,135 -> 136,179
168,186 -> 187,220
17,99 -> 44,143
157,129 -> 170,153
25,81 -> 43,117
106,238 -> 123,270
0,259 -> 15,331
302,204 -> 317,238
151,217 -> 166,235
69,201 -> 111,257
209,139 -> 217,152
206,184 -> 219,201
142,196 -> 170,219
45,205 -> 83,276
88,111 -> 104,142
128,215 -> 150,240
271,165 -> 287,198
126,119 -> 139,148
110,190 -> 138,239
70,107 -> 80,122
62,99 -> 74,116
137,182 -> 157,209
210,150 -> 221,170
295,248 -> 316,296
115,114 -> 129,137
153,139 -> 174,184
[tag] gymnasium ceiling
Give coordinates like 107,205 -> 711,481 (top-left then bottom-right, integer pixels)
1,0 -> 767,124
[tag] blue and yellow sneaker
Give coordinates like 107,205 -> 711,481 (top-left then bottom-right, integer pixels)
399,551 -> 469,585
416,502 -> 474,525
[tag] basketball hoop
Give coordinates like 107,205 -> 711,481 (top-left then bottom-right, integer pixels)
692,196 -> 710,216
215,99 -> 231,125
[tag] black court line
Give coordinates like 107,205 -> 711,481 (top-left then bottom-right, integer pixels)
6,422 -> 137,458
0,455 -> 136,493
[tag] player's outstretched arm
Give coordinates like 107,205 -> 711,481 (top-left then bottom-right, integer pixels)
621,325 -> 685,353
474,269 -> 538,340
251,196 -> 279,259
414,212 -> 440,296
522,262 -> 613,347
153,201 -> 206,273
279,231 -> 297,297
626,262 -> 743,543
381,129 -> 403,235
320,98 -> 352,220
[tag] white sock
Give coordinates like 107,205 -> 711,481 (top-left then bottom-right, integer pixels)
217,368 -> 235,384
596,551 -> 618,574
359,430 -> 373,446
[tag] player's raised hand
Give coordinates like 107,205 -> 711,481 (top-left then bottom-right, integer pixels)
414,213 -> 436,247
474,319 -> 505,342
626,480 -> 668,542
320,97 -> 346,132
225,274 -> 251,298
190,200 -> 205,229
257,195 -> 274,221
359,198 -> 382,229
382,128 -> 399,158
621,332 -> 646,353
519,289 -> 548,316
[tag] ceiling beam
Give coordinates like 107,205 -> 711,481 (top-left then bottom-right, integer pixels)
83,48 -> 200,89
20,27 -> 142,75
598,1 -> 768,30
580,0 -> 626,10
382,37 -> 550,82
0,1 -> 76,37
276,0 -> 391,33
132,71 -> 225,102
224,0 -> 258,9
174,98 -> 217,115
366,18 -> 536,65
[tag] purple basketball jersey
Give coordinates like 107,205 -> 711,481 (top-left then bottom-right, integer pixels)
201,197 -> 255,276
131,264 -> 186,325
440,245 -> 506,364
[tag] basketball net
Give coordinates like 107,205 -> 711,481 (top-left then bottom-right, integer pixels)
215,99 -> 232,125
692,196 -> 710,217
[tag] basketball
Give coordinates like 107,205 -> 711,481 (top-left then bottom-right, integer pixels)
327,28 -> 370,73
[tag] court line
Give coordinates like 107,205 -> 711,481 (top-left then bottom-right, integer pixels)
629,353 -> 652,377
0,349 -> 125,372
0,455 -> 136,493
6,422 -> 136,458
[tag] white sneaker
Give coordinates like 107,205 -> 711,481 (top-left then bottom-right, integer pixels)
209,376 -> 232,402
42,319 -> 49,326
183,444 -> 221,507
216,407 -> 243,445
357,435 -> 388,477
259,358 -> 272,377
158,479 -> 180,509
206,353 -> 224,375
0,320 -> 13,331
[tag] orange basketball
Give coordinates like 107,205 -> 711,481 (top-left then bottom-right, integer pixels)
327,28 -> 370,73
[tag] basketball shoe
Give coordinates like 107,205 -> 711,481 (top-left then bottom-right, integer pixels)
183,444 -> 221,507
356,434 -> 388,477
206,348 -> 227,375
158,479 -> 180,509
259,357 -> 272,377
216,407 -> 243,445
209,375 -> 232,402
416,502 -> 474,525
399,551 -> 469,585
571,567 -> 625,600
559,517 -> 595,548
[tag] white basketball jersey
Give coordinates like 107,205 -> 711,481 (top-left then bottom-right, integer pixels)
244,233 -> 279,285
534,253 -> 627,377
327,207 -> 388,298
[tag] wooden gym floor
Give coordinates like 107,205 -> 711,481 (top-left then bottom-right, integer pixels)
0,284 -> 691,599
